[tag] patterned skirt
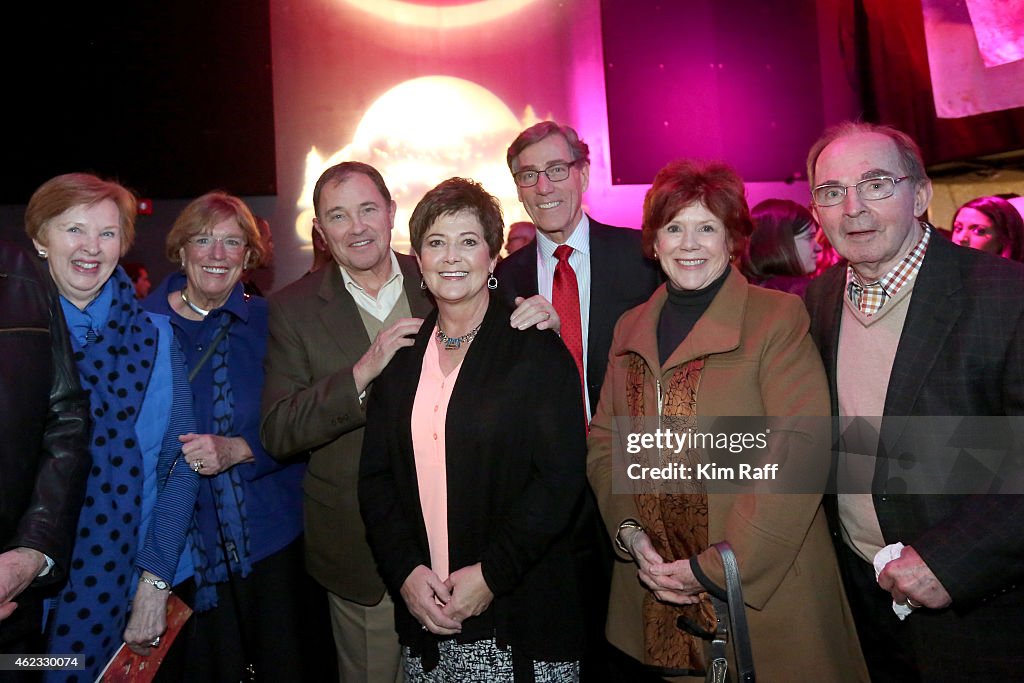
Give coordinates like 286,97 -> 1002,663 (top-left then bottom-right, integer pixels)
403,639 -> 579,682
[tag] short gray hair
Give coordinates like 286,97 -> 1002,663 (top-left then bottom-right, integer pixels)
806,121 -> 927,188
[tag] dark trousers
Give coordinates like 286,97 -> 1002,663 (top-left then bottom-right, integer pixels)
574,487 -> 615,683
156,537 -> 336,682
0,593 -> 44,683
835,540 -> 921,683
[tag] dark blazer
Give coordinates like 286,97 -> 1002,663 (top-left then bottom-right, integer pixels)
495,218 -> 660,416
358,297 -> 588,665
804,235 -> 1024,677
261,252 -> 432,602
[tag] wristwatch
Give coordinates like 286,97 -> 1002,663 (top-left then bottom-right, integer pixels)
139,575 -> 170,591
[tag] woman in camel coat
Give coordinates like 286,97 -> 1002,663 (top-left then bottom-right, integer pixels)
587,159 -> 868,682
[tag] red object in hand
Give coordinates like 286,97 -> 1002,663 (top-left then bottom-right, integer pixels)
98,594 -> 192,682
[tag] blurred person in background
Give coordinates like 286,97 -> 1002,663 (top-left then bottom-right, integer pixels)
950,195 -> 1024,262
741,198 -> 822,298
122,261 -> 152,299
503,220 -> 536,257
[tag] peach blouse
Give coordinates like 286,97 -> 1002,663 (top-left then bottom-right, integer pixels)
410,329 -> 463,581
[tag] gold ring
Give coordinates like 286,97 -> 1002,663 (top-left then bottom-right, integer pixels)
906,597 -> 922,609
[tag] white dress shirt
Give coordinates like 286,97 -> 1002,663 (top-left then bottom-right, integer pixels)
339,250 -> 405,322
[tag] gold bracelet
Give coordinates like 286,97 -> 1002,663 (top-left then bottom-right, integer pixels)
615,519 -> 645,555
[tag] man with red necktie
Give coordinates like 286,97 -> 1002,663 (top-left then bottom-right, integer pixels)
495,121 -> 660,682
496,121 -> 660,423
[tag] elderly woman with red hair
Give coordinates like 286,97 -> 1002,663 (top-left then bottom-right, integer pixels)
586,159 -> 867,681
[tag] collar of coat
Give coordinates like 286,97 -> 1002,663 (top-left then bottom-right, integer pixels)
617,266 -> 748,374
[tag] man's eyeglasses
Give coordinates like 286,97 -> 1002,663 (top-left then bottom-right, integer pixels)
513,160 -> 582,188
187,235 -> 248,253
811,176 -> 909,207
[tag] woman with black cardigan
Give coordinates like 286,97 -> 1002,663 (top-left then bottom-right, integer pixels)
359,177 -> 587,682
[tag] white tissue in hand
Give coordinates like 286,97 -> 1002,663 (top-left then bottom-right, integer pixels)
873,542 -> 913,620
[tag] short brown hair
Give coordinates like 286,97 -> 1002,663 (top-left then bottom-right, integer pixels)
312,162 -> 391,220
409,178 -> 504,258
165,191 -> 267,268
806,121 -> 927,187
25,173 -> 138,255
506,121 -> 590,173
641,159 -> 753,260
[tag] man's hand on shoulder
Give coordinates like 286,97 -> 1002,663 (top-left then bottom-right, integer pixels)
509,295 -> 560,333
353,317 -> 424,394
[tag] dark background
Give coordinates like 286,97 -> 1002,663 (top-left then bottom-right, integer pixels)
2,1 -> 276,204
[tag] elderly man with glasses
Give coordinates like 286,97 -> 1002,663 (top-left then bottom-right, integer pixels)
804,121 -> 1024,682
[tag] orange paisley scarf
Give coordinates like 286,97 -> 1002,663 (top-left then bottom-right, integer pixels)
626,353 -> 717,672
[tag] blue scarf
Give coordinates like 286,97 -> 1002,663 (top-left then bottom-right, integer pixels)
46,268 -> 158,680
187,309 -> 254,611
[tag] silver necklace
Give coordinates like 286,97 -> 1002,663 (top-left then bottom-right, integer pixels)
436,321 -> 482,351
180,290 -> 210,317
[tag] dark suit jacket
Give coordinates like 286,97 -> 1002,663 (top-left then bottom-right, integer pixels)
495,218 -> 660,416
358,297 -> 587,663
804,235 -> 1024,675
261,252 -> 432,602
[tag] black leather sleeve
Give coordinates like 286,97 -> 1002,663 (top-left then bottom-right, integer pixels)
9,279 -> 91,585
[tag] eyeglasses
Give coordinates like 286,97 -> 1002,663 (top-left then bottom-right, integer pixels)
512,160 -> 582,188
187,235 -> 247,253
811,176 -> 909,207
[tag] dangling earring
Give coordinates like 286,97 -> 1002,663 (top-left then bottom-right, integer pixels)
487,273 -> 498,290
37,248 -> 47,259
420,278 -> 427,290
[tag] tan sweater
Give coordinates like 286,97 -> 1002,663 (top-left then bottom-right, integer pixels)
836,277 -> 916,562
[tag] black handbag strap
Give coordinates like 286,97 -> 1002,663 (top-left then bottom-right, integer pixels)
713,541 -> 756,683
187,320 -> 231,383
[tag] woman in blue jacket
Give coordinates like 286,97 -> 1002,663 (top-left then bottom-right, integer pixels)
143,192 -> 307,682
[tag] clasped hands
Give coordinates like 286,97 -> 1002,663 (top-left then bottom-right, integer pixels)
621,527 -> 704,606
401,563 -> 494,635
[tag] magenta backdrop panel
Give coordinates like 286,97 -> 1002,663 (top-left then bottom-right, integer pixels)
601,0 -> 825,184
